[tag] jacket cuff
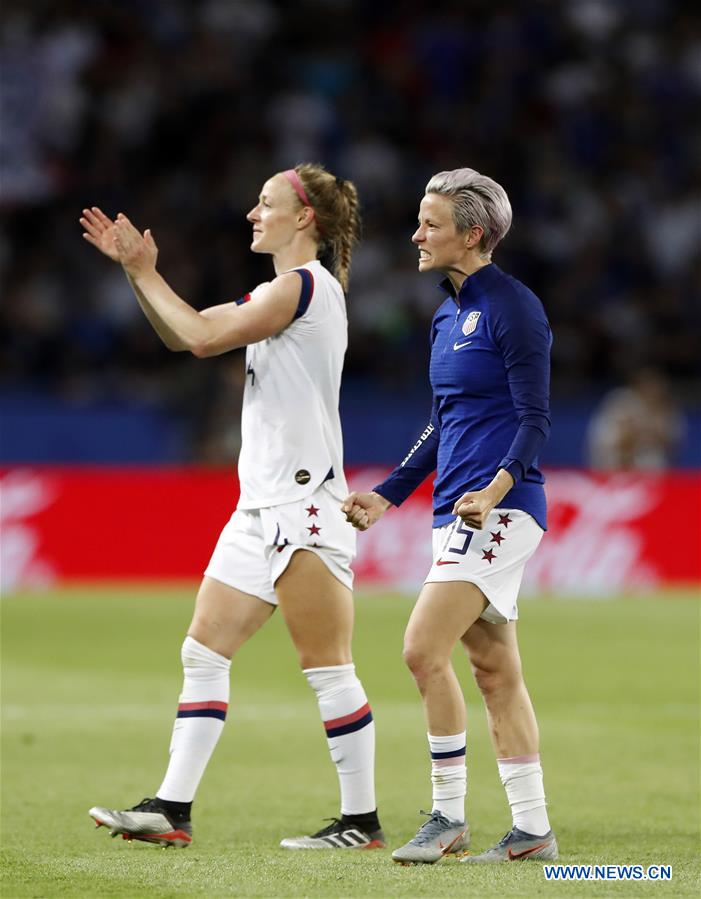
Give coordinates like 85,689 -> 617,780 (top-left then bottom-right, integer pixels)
498,458 -> 525,485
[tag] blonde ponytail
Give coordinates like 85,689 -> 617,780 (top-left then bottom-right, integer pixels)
292,163 -> 361,292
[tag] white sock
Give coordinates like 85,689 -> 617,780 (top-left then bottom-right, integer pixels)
497,754 -> 550,836
157,636 -> 230,802
304,664 -> 376,816
428,732 -> 466,823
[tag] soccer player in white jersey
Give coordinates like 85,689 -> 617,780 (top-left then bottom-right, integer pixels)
344,168 -> 558,865
79,164 -> 385,851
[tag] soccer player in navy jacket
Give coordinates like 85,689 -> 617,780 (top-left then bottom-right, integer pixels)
343,168 -> 558,864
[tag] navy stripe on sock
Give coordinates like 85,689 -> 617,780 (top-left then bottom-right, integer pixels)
430,746 -> 466,759
176,709 -> 227,721
326,710 -> 373,739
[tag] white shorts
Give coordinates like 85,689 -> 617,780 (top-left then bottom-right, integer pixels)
425,509 -> 543,624
204,482 -> 356,606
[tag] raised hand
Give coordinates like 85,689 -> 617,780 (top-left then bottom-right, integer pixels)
80,207 -> 120,262
80,208 -> 158,278
113,213 -> 158,278
341,491 -> 392,531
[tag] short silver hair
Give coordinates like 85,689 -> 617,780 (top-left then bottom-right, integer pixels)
425,168 -> 512,256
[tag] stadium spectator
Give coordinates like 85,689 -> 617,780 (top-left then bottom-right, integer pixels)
344,168 -> 558,864
587,368 -> 686,469
82,164 -> 385,851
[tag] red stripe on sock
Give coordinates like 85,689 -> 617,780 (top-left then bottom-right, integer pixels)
497,754 -> 540,764
432,756 -> 466,768
324,702 -> 371,730
178,701 -> 228,712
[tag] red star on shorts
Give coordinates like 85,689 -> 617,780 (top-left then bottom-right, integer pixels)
498,513 -> 512,528
307,523 -> 321,536
482,548 -> 496,564
305,504 -> 320,517
490,531 -> 504,545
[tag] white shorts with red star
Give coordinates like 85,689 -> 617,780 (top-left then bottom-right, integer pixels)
425,509 -> 544,623
204,482 -> 356,606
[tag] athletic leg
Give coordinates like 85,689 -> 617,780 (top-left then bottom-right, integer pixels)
90,576 -> 273,845
275,549 -> 382,849
391,581 -> 485,863
460,618 -> 556,861
156,576 -> 274,801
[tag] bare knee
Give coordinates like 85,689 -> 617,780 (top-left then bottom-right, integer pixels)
472,662 -> 523,701
403,640 -> 448,688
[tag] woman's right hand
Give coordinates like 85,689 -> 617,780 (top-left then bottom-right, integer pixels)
80,207 -> 120,262
341,491 -> 392,531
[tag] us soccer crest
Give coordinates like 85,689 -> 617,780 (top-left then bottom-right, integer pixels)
462,310 -> 481,335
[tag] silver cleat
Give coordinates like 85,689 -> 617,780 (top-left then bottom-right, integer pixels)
461,826 -> 558,862
391,810 -> 469,864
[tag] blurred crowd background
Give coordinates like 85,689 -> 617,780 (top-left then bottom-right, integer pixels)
1,0 -> 699,467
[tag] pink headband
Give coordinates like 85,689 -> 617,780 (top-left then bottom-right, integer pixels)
282,169 -> 312,207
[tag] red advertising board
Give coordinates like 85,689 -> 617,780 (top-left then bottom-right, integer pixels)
1,467 -> 699,593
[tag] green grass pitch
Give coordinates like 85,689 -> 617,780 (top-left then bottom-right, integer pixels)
2,588 -> 699,898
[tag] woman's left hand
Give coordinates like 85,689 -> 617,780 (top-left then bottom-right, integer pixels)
452,487 -> 498,530
113,213 -> 158,278
453,469 -> 515,529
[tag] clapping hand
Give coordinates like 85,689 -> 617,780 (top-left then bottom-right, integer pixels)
112,213 -> 158,278
80,207 -> 120,262
80,208 -> 158,278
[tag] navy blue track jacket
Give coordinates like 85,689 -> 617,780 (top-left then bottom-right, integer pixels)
374,263 -> 552,530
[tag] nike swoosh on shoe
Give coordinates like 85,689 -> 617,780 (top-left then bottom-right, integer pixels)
508,842 -> 548,859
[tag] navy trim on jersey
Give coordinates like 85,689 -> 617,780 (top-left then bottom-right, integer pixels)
292,268 -> 315,319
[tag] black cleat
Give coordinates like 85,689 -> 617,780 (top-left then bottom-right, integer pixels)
89,797 -> 192,848
280,817 -> 386,850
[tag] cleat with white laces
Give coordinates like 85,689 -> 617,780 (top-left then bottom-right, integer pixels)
89,797 -> 192,848
461,826 -> 558,862
391,810 -> 469,864
280,817 -> 386,850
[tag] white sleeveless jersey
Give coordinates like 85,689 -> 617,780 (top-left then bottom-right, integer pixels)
236,260 -> 349,510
